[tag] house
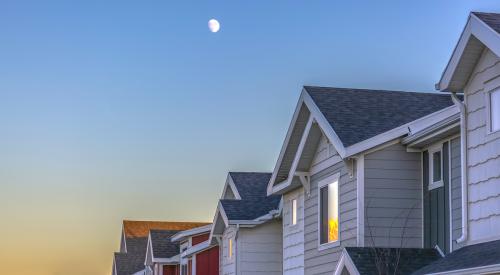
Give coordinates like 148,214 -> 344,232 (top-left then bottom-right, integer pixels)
144,230 -> 182,275
171,224 -> 219,275
411,12 -> 500,274
112,220 -> 209,275
209,172 -> 283,275
267,85 -> 459,274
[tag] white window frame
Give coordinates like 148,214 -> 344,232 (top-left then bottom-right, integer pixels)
291,198 -> 297,226
487,87 -> 500,135
317,172 -> 341,251
428,144 -> 444,190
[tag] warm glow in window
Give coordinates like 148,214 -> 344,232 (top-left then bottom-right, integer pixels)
320,177 -> 339,244
228,238 -> 233,259
291,199 -> 297,225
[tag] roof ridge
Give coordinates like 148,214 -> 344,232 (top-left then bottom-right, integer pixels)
303,85 -> 451,96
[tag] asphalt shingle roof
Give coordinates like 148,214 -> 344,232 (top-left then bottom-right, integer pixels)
412,239 -> 500,274
221,172 -> 281,221
345,247 -> 441,275
150,230 -> 180,259
473,12 -> 500,33
304,86 -> 457,147
123,220 -> 209,238
114,237 -> 148,275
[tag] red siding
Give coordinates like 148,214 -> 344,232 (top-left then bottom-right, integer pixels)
163,265 -> 180,275
195,246 -> 219,275
188,259 -> 192,275
191,233 -> 210,245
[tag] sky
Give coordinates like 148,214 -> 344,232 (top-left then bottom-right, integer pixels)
0,1 -> 499,274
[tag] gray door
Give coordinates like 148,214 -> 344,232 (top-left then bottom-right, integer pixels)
423,142 -> 450,253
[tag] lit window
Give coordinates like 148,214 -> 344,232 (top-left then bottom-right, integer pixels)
291,199 -> 297,225
490,89 -> 500,132
429,145 -> 443,190
228,238 -> 233,259
319,176 -> 339,244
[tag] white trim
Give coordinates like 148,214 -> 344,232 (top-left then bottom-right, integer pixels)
448,141 -> 453,252
437,13 -> 500,92
356,155 -> 365,247
427,263 -> 500,275
334,249 -> 361,275
171,224 -> 212,242
317,172 -> 341,250
428,143 -> 444,190
208,202 -> 229,243
222,174 -> 242,200
486,86 -> 500,135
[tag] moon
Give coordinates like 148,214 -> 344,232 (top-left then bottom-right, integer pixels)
208,19 -> 220,33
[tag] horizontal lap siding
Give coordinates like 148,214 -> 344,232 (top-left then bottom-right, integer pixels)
222,227 -> 236,275
238,220 -> 283,274
364,143 -> 423,248
304,160 -> 357,275
283,188 -> 305,274
450,137 -> 463,251
464,49 -> 500,243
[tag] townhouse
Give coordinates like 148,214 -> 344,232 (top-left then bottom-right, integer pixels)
210,172 -> 283,275
171,224 -> 219,275
144,230 -> 182,275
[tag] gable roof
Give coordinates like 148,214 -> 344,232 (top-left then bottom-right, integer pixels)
229,172 -> 273,200
336,247 -> 441,275
149,230 -> 180,259
114,237 -> 149,275
123,220 -> 209,238
437,12 -> 500,92
171,224 -> 212,242
412,239 -> 500,275
305,86 -> 456,147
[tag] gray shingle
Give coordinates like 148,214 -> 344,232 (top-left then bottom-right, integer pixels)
114,237 -> 148,275
221,172 -> 281,221
412,239 -> 500,274
345,247 -> 441,275
473,12 -> 500,33
304,86 -> 457,147
150,230 -> 180,259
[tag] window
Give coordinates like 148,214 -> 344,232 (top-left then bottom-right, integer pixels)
319,174 -> 339,246
429,145 -> 443,190
228,238 -> 233,260
291,199 -> 297,225
490,89 -> 500,133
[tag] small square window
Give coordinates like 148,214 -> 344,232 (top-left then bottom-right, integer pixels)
490,89 -> 500,133
291,199 -> 297,226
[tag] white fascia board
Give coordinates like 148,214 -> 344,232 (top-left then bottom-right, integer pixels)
437,13 -> 500,91
153,254 -> 180,264
428,263 -> 500,275
144,233 -> 154,266
334,249 -> 361,275
171,224 -> 212,242
222,173 -> 242,200
267,92 -> 308,196
182,240 -> 212,258
208,202 -> 229,243
345,105 -> 459,157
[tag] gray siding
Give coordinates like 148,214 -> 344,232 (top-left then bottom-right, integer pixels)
238,220 -> 283,275
304,160 -> 357,275
463,48 -> 500,243
364,143 -> 423,248
283,188 -> 305,274
450,137 -> 463,251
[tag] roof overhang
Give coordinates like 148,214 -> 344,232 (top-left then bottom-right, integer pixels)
181,240 -> 218,258
152,254 -> 180,264
334,248 -> 361,275
437,13 -> 500,92
267,89 -> 460,196
171,224 -> 212,242
426,263 -> 500,275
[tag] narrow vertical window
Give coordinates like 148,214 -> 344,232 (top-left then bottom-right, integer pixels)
291,199 -> 297,225
319,175 -> 339,245
429,145 -> 443,190
228,238 -> 233,260
490,89 -> 500,132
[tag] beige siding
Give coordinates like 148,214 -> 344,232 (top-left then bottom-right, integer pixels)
363,143 -> 423,248
283,188 -> 305,274
222,227 -> 236,275
304,160 -> 357,275
237,220 -> 283,275
463,48 -> 500,243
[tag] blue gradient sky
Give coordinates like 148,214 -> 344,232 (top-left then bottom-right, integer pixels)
1,1 -> 499,274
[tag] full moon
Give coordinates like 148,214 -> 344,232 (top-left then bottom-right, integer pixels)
208,19 -> 220,33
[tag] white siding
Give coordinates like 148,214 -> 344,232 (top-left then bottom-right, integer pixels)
221,227 -> 237,275
237,220 -> 283,275
310,135 -> 340,171
283,188 -> 305,274
463,48 -> 500,243
363,143 -> 423,248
